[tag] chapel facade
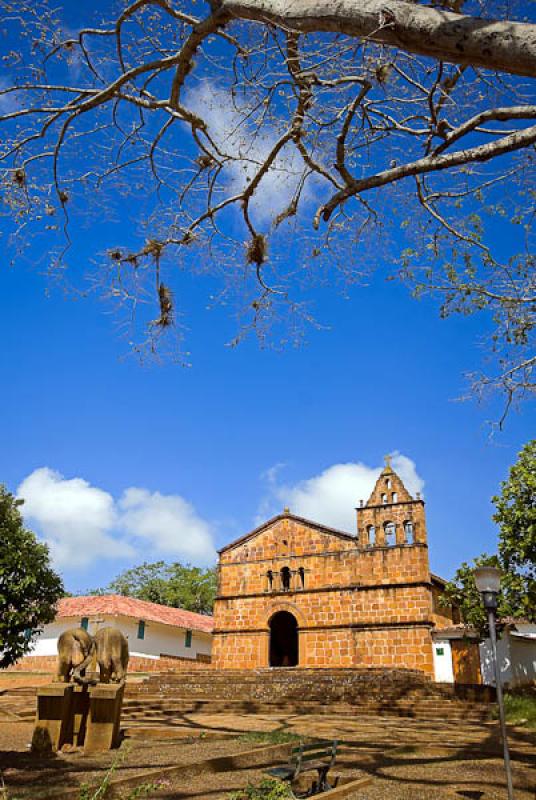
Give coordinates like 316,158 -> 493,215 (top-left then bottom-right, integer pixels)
211,459 -> 456,677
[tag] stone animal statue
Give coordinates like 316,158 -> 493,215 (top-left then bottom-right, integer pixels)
95,627 -> 129,683
56,627 -> 95,684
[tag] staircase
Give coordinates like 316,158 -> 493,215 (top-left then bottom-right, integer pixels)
124,667 -> 495,723
1,668 -> 495,726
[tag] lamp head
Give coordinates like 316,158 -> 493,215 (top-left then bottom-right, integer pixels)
474,565 -> 501,594
474,565 -> 501,612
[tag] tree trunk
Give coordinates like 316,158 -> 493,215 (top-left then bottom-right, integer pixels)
218,0 -> 536,78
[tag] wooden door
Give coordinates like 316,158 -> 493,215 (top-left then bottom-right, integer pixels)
451,639 -> 482,685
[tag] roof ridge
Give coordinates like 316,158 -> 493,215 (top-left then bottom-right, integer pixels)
219,511 -> 355,553
56,594 -> 213,632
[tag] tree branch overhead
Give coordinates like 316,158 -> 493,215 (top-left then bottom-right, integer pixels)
219,0 -> 536,78
0,0 -> 534,415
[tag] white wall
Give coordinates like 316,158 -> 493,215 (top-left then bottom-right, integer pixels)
29,615 -> 212,661
479,624 -> 536,688
31,620 -> 69,656
480,635 -> 511,686
509,637 -> 536,686
433,639 -> 454,683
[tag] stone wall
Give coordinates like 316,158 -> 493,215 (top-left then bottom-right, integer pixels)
431,582 -> 460,627
2,653 -> 211,674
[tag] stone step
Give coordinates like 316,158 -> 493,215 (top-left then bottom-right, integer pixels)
131,686 -> 488,704
118,697 -> 493,721
133,670 -> 494,703
122,707 -> 488,721
123,694 -> 488,709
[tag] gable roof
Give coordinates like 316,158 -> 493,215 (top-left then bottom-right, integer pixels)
56,595 -> 213,634
219,512 -> 356,554
431,573 -> 448,587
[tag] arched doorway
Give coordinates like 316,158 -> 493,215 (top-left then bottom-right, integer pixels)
269,611 -> 298,667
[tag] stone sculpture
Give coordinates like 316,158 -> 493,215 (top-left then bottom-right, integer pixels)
35,625 -> 129,754
56,627 -> 95,684
95,627 -> 129,683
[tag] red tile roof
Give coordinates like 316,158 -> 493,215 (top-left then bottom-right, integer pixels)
56,595 -> 213,634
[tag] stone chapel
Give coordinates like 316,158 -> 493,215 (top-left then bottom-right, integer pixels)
211,459 -> 458,677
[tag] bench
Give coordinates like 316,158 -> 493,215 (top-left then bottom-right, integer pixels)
265,739 -> 339,796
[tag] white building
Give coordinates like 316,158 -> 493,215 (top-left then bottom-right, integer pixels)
30,595 -> 213,664
479,622 -> 536,688
433,621 -> 536,687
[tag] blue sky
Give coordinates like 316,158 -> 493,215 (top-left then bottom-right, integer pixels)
1,0 -> 533,594
2,237 -> 532,593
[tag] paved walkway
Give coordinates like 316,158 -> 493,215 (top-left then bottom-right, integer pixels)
1,690 -> 534,800
133,710 -> 536,799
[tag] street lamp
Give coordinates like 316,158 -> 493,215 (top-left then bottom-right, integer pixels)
474,565 -> 514,800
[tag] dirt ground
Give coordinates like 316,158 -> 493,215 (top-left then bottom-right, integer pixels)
0,707 -> 534,799
0,723 -> 254,799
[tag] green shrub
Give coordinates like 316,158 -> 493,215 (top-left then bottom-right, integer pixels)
228,777 -> 293,800
77,743 -> 170,800
496,690 -> 536,729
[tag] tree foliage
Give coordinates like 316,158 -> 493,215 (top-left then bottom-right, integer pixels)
0,1 -> 534,415
97,560 -> 217,615
0,485 -> 64,667
443,440 -> 536,633
494,438 -> 536,610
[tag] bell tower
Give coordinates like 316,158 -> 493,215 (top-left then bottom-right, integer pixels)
356,456 -> 427,548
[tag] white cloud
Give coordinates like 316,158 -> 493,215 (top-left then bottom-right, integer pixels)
119,488 -> 216,564
17,468 -> 216,571
390,452 -> 425,498
259,452 -> 425,534
185,81 -> 317,222
17,468 -> 129,569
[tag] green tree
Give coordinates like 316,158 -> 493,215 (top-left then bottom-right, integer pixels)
443,440 -> 536,632
494,439 -> 536,617
100,561 -> 217,615
0,485 -> 64,667
442,554 -> 524,634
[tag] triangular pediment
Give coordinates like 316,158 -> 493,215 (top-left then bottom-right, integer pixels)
218,512 -> 355,555
366,463 -> 414,506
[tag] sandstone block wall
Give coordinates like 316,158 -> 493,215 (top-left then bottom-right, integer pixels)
2,653 -> 211,674
212,465 -> 458,678
213,515 -> 437,675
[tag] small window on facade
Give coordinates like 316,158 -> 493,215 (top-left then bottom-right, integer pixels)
185,629 -> 192,648
267,569 -> 273,590
81,617 -> 89,631
392,492 -> 398,502
281,566 -> 291,591
137,620 -> 145,640
384,522 -> 396,545
366,525 -> 375,546
298,567 -> 305,589
404,520 -> 414,543
386,478 -> 391,489
381,493 -> 388,504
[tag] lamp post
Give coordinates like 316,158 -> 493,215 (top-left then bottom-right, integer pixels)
474,565 -> 514,800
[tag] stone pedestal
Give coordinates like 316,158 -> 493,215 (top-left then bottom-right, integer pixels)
32,682 -> 124,754
32,683 -> 74,753
70,685 -> 91,746
84,683 -> 125,753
